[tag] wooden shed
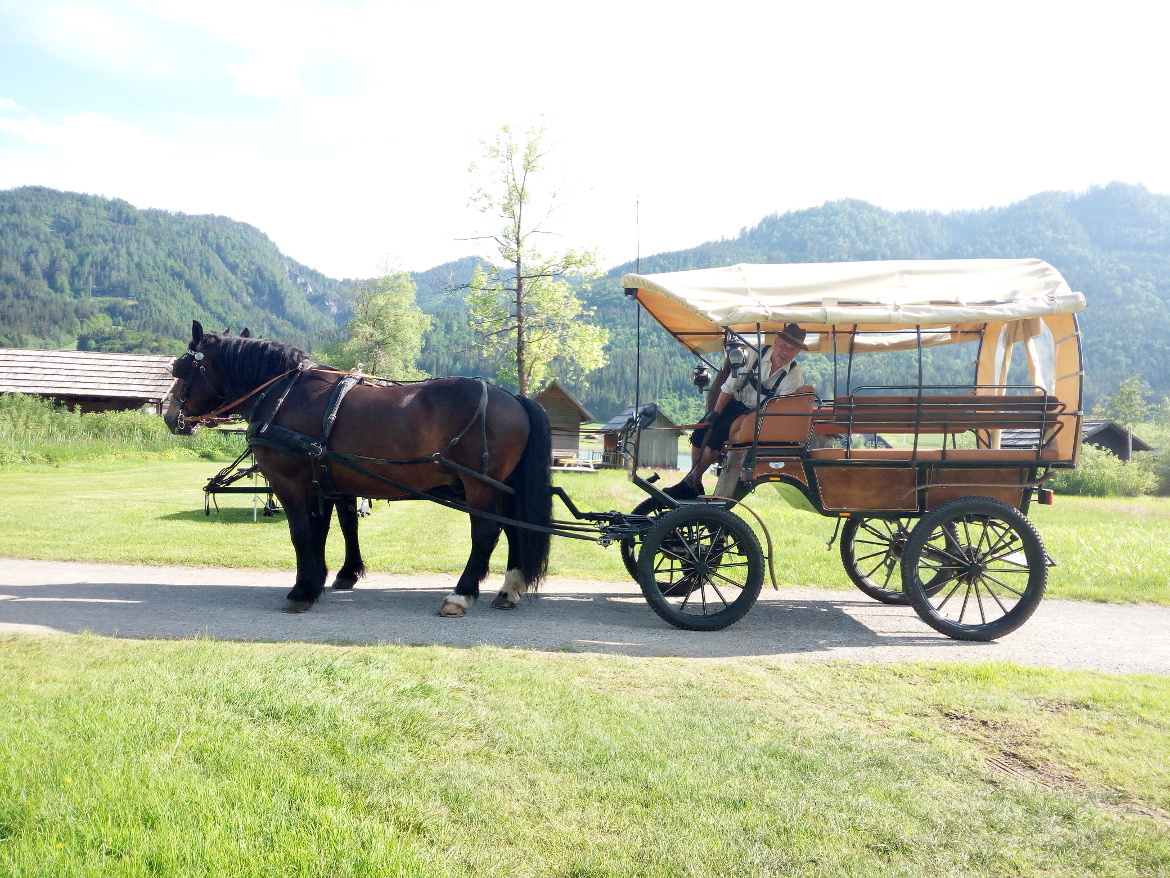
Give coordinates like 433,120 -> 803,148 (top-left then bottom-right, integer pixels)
533,378 -> 594,462
1001,418 -> 1154,461
0,348 -> 178,414
599,405 -> 681,469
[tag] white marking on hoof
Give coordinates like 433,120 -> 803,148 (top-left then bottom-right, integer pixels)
491,568 -> 527,610
438,593 -> 474,617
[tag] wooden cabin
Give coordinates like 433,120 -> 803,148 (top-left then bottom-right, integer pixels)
599,405 -> 681,469
533,378 -> 594,463
1003,419 -> 1154,461
0,348 -> 178,413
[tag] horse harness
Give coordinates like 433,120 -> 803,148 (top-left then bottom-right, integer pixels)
239,368 -> 512,507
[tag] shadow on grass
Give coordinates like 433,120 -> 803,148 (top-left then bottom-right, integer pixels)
0,575 -> 1000,660
159,508 -> 286,525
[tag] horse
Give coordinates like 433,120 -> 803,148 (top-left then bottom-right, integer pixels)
164,320 -> 553,615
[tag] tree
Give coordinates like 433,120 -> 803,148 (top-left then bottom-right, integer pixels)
318,268 -> 431,380
464,123 -> 608,396
1102,375 -> 1154,460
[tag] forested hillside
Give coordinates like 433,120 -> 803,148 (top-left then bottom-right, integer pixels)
3,182 -> 1170,420
0,187 -> 344,355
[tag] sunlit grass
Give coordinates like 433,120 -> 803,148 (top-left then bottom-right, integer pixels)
1,636 -> 1167,877
0,461 -> 1167,605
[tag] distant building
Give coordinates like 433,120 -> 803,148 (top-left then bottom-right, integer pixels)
532,378 -> 593,462
0,348 -> 178,414
599,405 -> 681,469
1000,418 -> 1155,461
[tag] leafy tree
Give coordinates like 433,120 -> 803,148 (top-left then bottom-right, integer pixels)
464,124 -> 608,396
1102,375 -> 1154,459
318,268 -> 430,380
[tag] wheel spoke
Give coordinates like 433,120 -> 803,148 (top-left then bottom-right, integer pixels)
931,578 -> 964,611
980,572 -> 1027,598
977,577 -> 1013,614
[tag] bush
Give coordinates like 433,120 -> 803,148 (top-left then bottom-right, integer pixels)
1050,444 -> 1157,497
0,393 -> 242,464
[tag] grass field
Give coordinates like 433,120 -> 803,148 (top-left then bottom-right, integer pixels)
2,636 -> 1168,877
0,460 -> 1168,604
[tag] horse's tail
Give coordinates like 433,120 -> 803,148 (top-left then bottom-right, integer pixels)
509,394 -> 553,589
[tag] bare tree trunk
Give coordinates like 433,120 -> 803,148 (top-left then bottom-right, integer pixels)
515,253 -> 526,396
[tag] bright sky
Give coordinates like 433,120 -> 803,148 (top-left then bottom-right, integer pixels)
1,0 -> 1165,279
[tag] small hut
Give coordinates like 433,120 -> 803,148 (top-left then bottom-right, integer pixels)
599,405 -> 681,469
0,348 -> 178,413
1001,419 -> 1154,461
533,378 -> 593,464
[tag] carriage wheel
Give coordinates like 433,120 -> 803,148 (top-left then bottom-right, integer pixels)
901,497 -> 1047,642
840,517 -> 912,605
620,538 -> 640,581
637,505 -> 764,631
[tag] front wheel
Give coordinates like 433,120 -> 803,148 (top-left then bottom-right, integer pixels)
637,505 -> 764,631
901,497 -> 1047,641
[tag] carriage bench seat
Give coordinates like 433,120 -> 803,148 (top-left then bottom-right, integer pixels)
806,446 -> 1065,462
726,387 -> 817,446
816,393 -> 1067,436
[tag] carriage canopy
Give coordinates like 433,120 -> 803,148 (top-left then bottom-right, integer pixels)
622,258 -> 1087,409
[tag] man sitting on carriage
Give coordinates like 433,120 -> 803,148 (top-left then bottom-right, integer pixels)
669,322 -> 809,498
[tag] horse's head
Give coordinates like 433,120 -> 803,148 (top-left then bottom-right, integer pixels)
165,320 -> 230,435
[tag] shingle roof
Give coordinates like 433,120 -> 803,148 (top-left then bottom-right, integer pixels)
599,404 -> 680,432
0,348 -> 178,401
533,378 -> 594,422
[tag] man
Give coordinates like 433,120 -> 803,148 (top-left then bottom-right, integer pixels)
669,323 -> 809,498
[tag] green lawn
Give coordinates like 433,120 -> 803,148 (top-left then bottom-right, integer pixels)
0,460 -> 1167,604
1,637 -> 1167,877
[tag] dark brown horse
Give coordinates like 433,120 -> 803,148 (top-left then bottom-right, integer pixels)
165,321 -> 552,615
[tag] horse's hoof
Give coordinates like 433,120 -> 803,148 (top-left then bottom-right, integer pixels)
491,593 -> 520,610
331,580 -> 355,590
438,594 -> 473,617
282,599 -> 314,613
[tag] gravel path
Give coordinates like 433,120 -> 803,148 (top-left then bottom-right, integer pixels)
2,557 -> 1167,675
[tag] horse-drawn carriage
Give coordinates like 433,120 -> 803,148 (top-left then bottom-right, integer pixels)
613,258 -> 1085,639
166,257 -> 1084,642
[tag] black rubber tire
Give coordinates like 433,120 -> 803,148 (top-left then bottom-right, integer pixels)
637,504 -> 765,631
620,538 -> 640,581
901,497 -> 1047,641
840,517 -> 912,605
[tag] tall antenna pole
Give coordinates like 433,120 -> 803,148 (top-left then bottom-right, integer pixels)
633,197 -> 643,474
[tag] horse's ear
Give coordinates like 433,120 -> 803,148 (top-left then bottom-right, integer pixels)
241,328 -> 251,338
192,321 -> 204,346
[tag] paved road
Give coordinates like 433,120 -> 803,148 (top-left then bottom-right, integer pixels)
2,558 -> 1167,675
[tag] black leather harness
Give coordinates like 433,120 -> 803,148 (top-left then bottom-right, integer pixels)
245,370 -> 508,505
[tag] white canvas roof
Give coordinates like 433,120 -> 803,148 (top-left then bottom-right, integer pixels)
622,259 -> 1086,355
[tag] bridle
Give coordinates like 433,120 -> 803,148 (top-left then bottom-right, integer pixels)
171,348 -> 227,431
170,347 -> 300,431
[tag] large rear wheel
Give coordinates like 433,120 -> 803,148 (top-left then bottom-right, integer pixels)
637,505 -> 764,631
901,497 -> 1047,641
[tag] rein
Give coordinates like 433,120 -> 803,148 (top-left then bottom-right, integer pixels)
181,368 -> 300,426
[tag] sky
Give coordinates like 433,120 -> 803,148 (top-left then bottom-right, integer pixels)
1,0 -> 1166,280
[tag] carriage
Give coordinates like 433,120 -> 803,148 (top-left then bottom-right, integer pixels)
606,258 -> 1086,640
166,258 -> 1084,642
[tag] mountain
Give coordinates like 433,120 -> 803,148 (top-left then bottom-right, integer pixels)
575,183 -> 1170,417
0,186 -> 345,355
3,182 -> 1170,418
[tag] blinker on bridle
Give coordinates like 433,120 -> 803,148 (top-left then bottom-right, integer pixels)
171,349 -> 226,431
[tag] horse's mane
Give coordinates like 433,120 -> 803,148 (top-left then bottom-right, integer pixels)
208,332 -> 311,399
